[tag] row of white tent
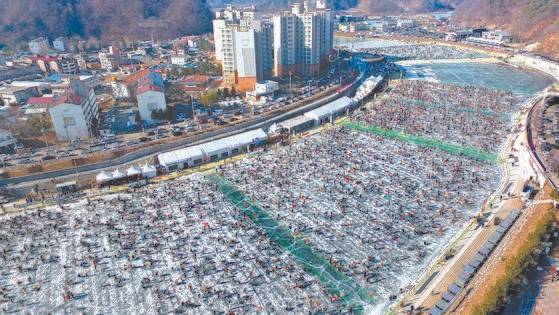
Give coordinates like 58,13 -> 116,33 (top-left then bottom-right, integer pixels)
96,164 -> 157,184
157,128 -> 268,171
276,96 -> 356,134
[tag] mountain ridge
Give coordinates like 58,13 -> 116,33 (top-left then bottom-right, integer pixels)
0,0 -> 212,48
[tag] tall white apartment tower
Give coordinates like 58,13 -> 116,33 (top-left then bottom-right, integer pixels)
213,6 -> 273,91
273,2 -> 334,78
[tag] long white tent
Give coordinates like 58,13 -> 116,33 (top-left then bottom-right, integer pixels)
305,96 -> 354,124
158,128 -> 268,170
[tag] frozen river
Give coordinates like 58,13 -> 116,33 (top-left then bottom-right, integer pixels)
403,62 -> 556,95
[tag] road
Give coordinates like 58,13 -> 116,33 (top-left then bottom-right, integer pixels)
0,72 -> 370,189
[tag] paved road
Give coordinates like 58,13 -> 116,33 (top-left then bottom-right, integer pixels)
1,73 -> 370,188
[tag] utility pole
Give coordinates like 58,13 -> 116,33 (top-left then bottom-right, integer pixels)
289,71 -> 292,90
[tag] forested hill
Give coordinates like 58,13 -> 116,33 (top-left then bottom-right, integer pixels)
0,0 -> 212,47
453,0 -> 559,58
209,0 -> 359,10
356,0 -> 461,14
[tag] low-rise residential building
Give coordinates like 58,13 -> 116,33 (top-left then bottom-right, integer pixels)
111,68 -> 164,100
397,19 -> 415,28
137,84 -> 167,123
181,75 -> 211,88
30,55 -> 79,75
253,80 -> 279,96
465,30 -> 512,47
445,30 -> 473,42
58,57 -> 80,75
170,54 -> 187,66
0,85 -> 40,106
75,55 -> 87,70
0,128 -> 16,154
28,37 -> 50,55
53,37 -> 66,51
75,75 -> 102,90
0,65 -> 42,82
99,47 -> 120,72
49,80 -> 99,141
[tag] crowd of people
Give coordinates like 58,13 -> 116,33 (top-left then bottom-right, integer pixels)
361,44 -> 486,60
0,78 -> 521,312
353,80 -> 521,152
0,174 -> 343,314
220,126 -> 499,305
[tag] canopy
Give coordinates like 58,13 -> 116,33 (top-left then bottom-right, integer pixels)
112,168 -> 125,179
141,164 -> 157,178
96,171 -> 112,183
126,165 -> 142,177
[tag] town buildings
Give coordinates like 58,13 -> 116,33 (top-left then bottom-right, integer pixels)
99,46 -> 120,72
137,84 -> 167,123
28,37 -> 50,55
0,85 -> 40,107
31,55 -> 80,75
465,30 -> 513,47
111,68 -> 164,100
0,128 -> 17,154
53,37 -> 66,52
48,79 -> 99,141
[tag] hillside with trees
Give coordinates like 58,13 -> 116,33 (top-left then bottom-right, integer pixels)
0,0 -> 212,48
453,0 -> 559,58
353,0 -> 462,14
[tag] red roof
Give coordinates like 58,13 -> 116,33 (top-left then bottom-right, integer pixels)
181,75 -> 210,85
137,84 -> 162,94
122,68 -> 151,84
50,93 -> 81,106
26,96 -> 57,106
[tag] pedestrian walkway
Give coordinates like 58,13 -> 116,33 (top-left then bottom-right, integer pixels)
341,120 -> 499,163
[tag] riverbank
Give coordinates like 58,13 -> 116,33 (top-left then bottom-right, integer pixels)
396,57 -> 503,66
453,185 -> 558,314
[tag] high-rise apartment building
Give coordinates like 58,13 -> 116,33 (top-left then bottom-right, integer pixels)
273,1 -> 333,77
213,6 -> 273,91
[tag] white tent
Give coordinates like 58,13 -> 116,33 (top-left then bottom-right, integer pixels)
126,165 -> 142,177
96,171 -> 112,184
175,146 -> 204,166
112,168 -> 125,179
141,164 -> 157,178
200,129 -> 268,160
305,96 -> 354,124
157,151 -> 181,169
157,146 -> 204,169
199,137 -> 235,160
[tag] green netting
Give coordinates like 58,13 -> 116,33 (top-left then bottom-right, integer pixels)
342,121 -> 499,163
398,97 -> 509,118
207,175 -> 376,311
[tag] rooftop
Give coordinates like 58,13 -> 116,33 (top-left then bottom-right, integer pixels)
137,84 -> 162,94
121,68 -> 151,84
181,74 -> 211,85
